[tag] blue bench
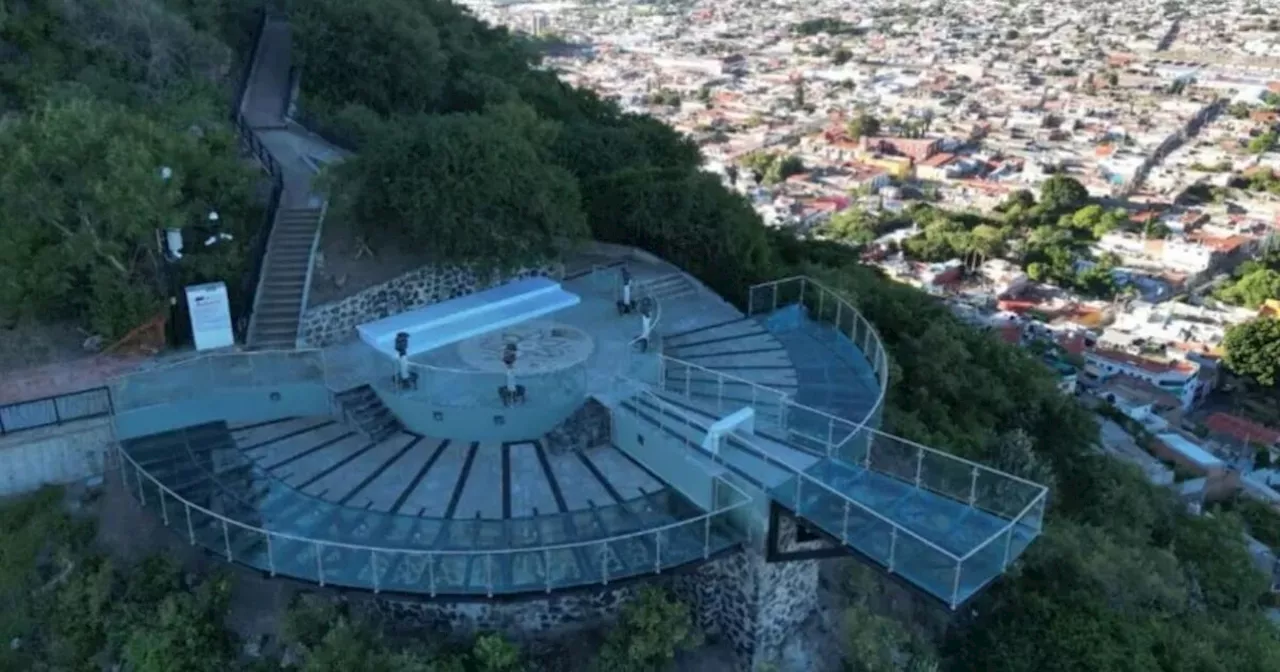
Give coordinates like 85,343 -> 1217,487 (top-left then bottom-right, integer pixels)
357,277 -> 581,357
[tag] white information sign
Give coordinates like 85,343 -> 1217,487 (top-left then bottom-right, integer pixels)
185,281 -> 235,351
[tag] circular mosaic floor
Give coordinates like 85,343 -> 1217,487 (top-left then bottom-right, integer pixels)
456,321 -> 595,374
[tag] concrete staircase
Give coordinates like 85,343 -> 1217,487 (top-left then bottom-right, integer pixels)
638,273 -> 697,302
246,206 -> 322,349
334,385 -> 402,442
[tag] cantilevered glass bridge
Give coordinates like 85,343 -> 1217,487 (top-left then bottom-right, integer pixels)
108,262 -> 1046,608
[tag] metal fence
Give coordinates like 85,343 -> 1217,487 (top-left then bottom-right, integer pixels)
0,387 -> 114,436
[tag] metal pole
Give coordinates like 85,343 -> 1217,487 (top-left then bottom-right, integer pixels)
429,556 -> 437,597
222,520 -> 232,560
316,543 -> 325,586
950,561 -> 963,610
835,302 -> 842,337
1001,527 -> 1015,570
771,282 -> 778,312
826,416 -> 835,458
888,527 -> 898,572
968,467 -> 980,506
684,365 -> 691,398
703,516 -> 711,559
372,551 -> 380,593
544,550 -> 552,593
186,503 -> 195,544
914,446 -> 925,487
267,535 -> 276,575
818,289 -> 825,323
717,375 -> 724,414
794,477 -> 804,513
798,279 -> 806,312
601,546 -> 610,585
654,532 -> 662,573
841,500 -> 850,544
486,554 -> 494,597
160,490 -> 169,525
53,398 -> 62,425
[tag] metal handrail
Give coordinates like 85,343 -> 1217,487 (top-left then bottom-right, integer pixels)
955,488 -> 1048,563
659,356 -> 793,404
117,443 -> 752,561
0,386 -> 114,436
630,387 -> 964,562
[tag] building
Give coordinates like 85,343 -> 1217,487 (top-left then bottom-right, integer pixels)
1084,348 -> 1208,411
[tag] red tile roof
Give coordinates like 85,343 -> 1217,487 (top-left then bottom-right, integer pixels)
1204,413 -> 1280,446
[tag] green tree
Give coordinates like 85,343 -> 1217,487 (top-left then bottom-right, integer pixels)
122,579 -> 236,672
595,587 -> 701,672
0,97 -> 259,338
1038,175 -> 1090,214
1248,131 -> 1277,154
1217,268 -> 1280,308
846,113 -> 881,139
328,104 -> 588,267
1223,318 -> 1280,387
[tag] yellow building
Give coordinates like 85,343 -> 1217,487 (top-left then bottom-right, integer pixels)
857,153 -> 913,179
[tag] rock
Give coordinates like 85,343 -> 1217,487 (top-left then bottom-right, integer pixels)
82,334 -> 105,352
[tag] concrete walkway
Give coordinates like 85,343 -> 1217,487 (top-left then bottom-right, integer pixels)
240,18 -> 350,209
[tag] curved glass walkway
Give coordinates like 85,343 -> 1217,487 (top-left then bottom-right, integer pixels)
117,418 -> 746,596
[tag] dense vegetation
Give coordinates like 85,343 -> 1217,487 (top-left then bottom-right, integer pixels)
282,3 -> 1280,669
0,0 -> 267,340
2,487 -> 704,671
6,0 -> 1279,670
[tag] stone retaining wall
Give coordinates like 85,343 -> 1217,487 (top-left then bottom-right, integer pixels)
298,263 -> 561,347
358,526 -> 825,671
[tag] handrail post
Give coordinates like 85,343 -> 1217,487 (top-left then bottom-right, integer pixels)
968,467 -> 980,506
798,278 -> 806,311
826,416 -> 835,458
267,534 -> 276,575
914,445 -> 925,488
950,560 -> 963,610
601,545 -> 610,585
222,520 -> 233,561
316,543 -> 325,586
771,281 -> 778,312
372,551 -> 380,593
818,288 -> 825,323
888,526 -> 898,572
684,364 -> 691,398
486,554 -> 494,597
703,516 -> 711,559
841,500 -> 850,544
544,550 -> 552,593
717,375 -> 724,415
835,301 -> 842,336
794,476 -> 804,512
185,503 -> 195,544
654,531 -> 662,573
136,465 -> 146,506
429,556 -> 437,597
160,490 -> 169,525
1001,526 -> 1015,570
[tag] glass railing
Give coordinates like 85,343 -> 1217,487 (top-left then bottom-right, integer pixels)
109,350 -> 328,411
116,441 -> 752,596
370,352 -> 590,411
627,387 -> 1048,608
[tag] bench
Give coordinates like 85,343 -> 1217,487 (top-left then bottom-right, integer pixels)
356,277 -> 581,358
